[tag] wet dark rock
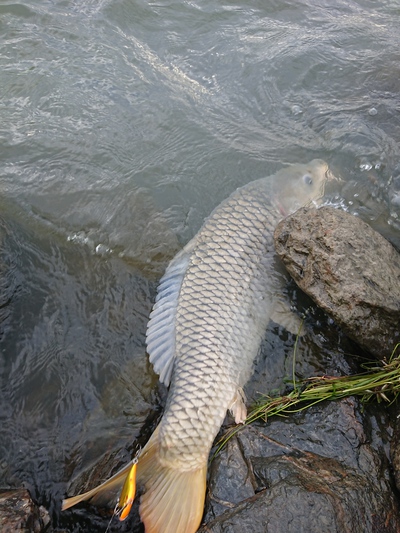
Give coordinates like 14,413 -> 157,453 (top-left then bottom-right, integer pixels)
273,206 -> 400,359
390,415 -> 400,494
0,488 -> 50,532
200,399 -> 400,533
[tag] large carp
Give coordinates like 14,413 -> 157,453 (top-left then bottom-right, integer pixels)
63,160 -> 329,532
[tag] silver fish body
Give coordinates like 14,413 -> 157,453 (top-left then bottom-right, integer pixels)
139,159 -> 329,531
153,184 -> 286,468
62,160 -> 329,533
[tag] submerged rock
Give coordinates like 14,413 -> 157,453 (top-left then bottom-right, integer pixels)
0,489 -> 50,533
273,206 -> 400,359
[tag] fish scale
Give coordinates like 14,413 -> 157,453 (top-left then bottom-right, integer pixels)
158,190 -> 288,469
62,160 -> 329,533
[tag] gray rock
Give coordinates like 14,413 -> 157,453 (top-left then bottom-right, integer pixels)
273,206 -> 400,359
0,489 -> 50,533
200,399 -> 400,533
389,414 -> 400,497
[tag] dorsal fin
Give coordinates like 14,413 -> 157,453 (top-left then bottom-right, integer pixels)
146,239 -> 196,386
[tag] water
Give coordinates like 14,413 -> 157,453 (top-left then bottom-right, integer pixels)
0,0 -> 399,530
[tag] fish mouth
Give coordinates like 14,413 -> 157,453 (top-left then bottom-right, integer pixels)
325,167 -> 343,183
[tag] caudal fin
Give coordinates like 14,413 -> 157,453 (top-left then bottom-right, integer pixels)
137,426 -> 207,533
61,461 -> 133,511
62,425 -> 207,532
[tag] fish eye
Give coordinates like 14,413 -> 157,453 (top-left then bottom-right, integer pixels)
302,174 -> 313,186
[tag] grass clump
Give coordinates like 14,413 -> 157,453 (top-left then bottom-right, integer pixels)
215,343 -> 400,454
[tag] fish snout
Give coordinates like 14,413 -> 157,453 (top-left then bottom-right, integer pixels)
325,167 -> 343,184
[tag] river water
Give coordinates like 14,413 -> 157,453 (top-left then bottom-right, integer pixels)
0,0 -> 399,531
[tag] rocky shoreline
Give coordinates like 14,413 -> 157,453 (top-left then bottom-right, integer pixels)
2,206 -> 400,532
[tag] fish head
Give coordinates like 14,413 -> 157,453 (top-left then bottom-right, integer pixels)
270,159 -> 330,216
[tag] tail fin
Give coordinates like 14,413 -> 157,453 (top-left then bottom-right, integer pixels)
63,424 -> 207,533
61,461 -> 133,511
137,426 -> 207,533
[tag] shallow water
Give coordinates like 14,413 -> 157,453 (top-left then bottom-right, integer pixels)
0,0 -> 399,530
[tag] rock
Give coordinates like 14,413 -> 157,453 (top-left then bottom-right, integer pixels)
273,206 -> 400,359
200,398 -> 400,533
390,415 -> 400,495
0,489 -> 50,533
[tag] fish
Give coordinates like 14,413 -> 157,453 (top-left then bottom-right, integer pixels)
62,160 -> 329,532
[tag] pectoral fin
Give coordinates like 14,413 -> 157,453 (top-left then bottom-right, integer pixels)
229,388 -> 247,424
270,298 -> 305,336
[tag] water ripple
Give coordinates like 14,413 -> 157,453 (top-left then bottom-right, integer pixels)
0,0 -> 399,529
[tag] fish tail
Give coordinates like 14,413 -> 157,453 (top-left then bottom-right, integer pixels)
63,425 -> 207,532
137,426 -> 207,533
61,460 -> 133,511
